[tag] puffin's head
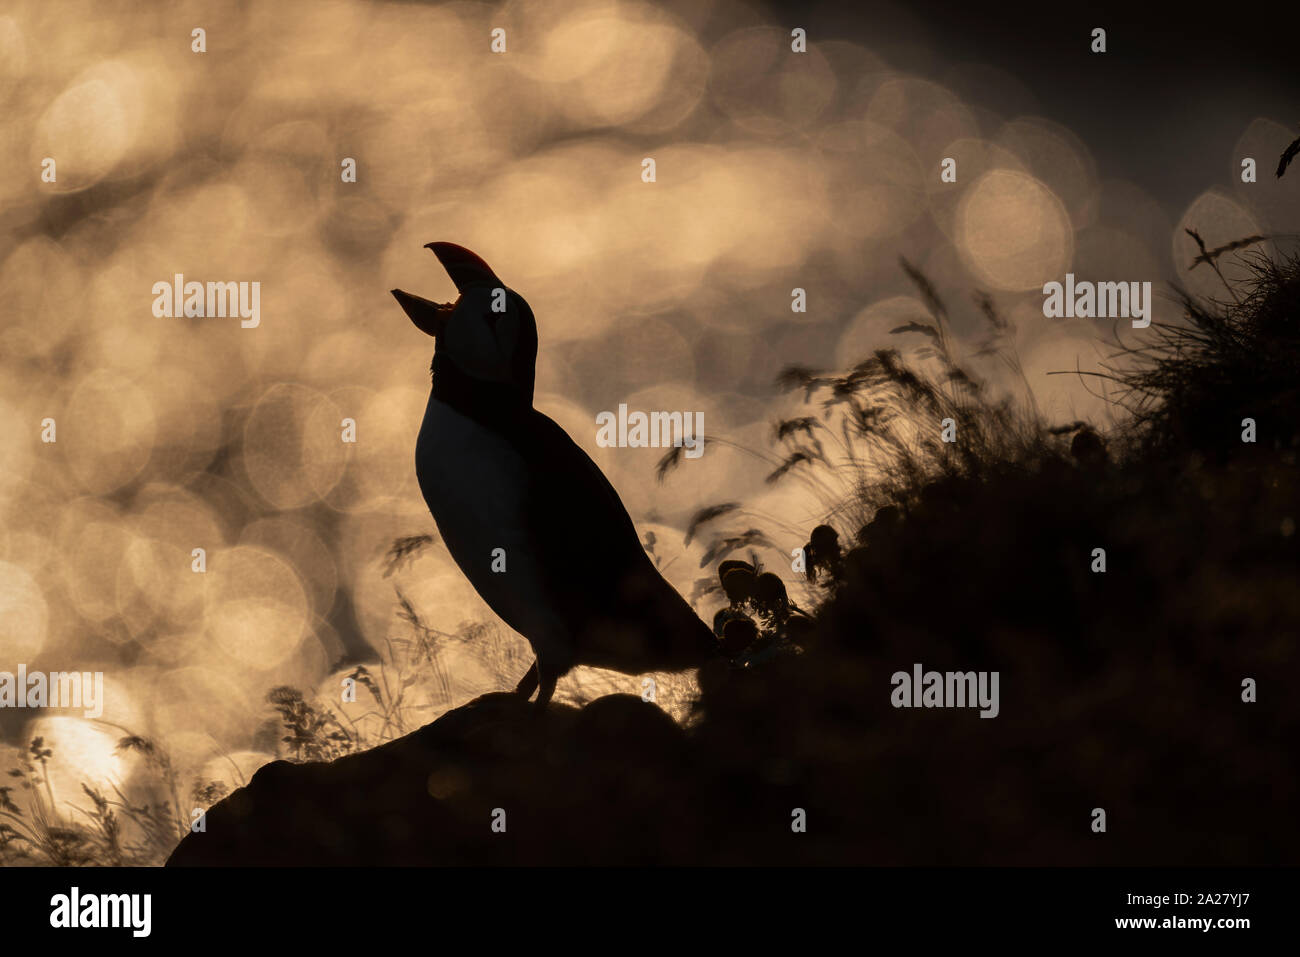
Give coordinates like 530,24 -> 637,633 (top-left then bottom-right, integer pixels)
391,243 -> 537,398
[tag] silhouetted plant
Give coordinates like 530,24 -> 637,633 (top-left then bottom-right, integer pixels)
688,259 -> 1066,615
268,687 -> 356,762
76,785 -> 124,867
0,733 -> 233,866
382,533 -> 438,577
1112,247 -> 1300,459
704,555 -> 809,666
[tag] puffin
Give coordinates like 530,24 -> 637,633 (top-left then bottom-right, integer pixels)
391,242 -> 716,709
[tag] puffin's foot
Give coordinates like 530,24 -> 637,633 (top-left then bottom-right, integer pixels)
534,670 -> 557,712
514,661 -> 539,699
513,657 -> 559,712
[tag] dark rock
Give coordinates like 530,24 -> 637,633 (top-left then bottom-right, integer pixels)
167,692 -> 709,866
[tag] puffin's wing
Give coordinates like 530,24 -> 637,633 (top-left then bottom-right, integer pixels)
516,410 -> 650,578
514,409 -> 717,671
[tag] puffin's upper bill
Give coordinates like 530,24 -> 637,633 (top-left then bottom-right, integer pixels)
424,242 -> 501,292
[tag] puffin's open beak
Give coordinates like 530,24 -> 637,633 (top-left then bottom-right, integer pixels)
391,288 -> 453,338
424,242 -> 500,291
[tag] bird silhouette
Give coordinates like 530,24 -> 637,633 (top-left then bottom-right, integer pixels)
392,243 -> 717,709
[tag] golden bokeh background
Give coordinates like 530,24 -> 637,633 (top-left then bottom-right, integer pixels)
1,0 -> 1296,828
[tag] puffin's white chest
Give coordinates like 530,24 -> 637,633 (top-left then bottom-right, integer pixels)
416,398 -> 528,550
414,397 -> 566,652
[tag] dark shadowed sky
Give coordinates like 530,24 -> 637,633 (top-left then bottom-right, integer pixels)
765,0 -> 1299,216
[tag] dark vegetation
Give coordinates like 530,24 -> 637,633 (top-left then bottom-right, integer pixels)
162,239 -> 1299,865
2,734 -> 225,866
678,245 -> 1300,864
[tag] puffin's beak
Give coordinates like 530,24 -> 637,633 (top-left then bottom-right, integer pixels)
424,242 -> 500,292
391,288 -> 452,338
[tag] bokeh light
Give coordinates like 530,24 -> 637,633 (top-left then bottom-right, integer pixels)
956,169 -> 1073,291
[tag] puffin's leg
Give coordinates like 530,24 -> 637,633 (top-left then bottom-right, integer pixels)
534,663 -> 558,711
514,661 -> 539,699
